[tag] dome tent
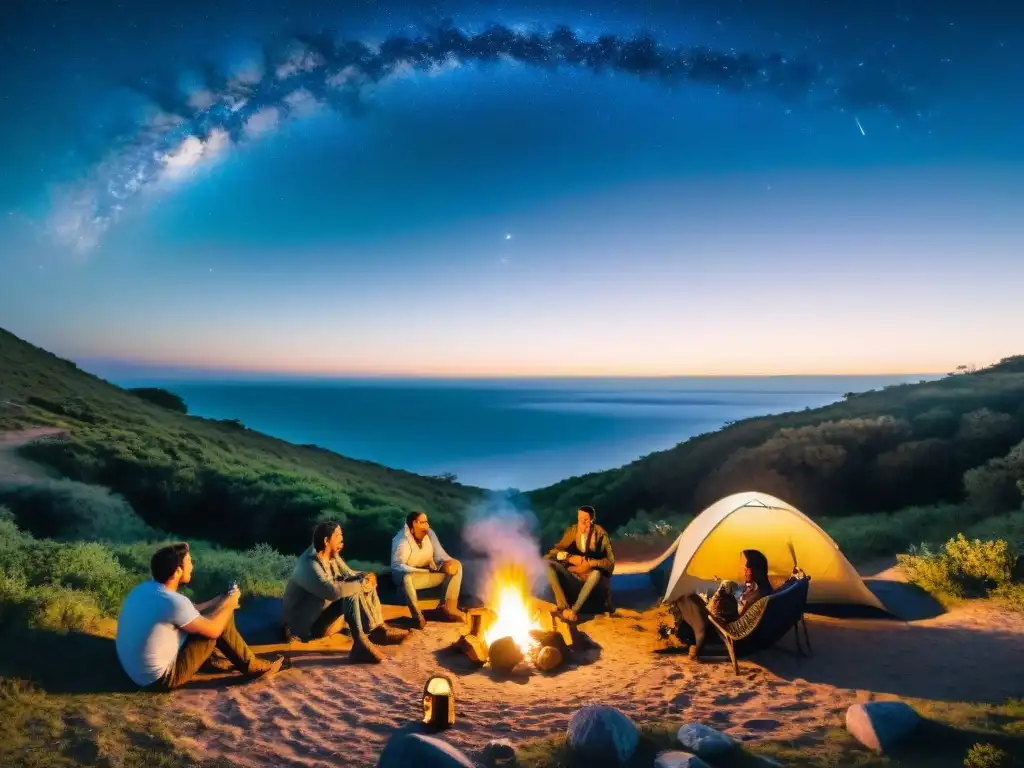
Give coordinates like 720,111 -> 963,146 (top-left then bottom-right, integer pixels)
617,491 -> 889,617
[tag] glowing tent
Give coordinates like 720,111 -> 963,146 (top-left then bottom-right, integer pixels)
618,491 -> 889,616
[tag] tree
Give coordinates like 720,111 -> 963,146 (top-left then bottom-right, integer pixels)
128,387 -> 188,414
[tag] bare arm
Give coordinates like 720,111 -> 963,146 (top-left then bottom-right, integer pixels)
181,592 -> 239,639
194,594 -> 225,612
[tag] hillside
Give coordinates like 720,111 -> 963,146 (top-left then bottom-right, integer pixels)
0,328 -> 484,558
529,355 -> 1024,540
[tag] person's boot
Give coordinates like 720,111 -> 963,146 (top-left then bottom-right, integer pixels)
350,634 -> 386,663
440,601 -> 466,623
370,624 -> 410,645
246,655 -> 284,679
410,609 -> 428,630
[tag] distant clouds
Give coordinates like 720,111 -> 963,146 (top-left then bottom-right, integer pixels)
46,22 -> 919,253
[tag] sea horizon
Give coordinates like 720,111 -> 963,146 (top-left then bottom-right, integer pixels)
103,372 -> 941,491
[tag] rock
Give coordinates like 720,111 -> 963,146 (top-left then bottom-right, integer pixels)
654,751 -> 711,768
845,701 -> 921,753
566,705 -> 640,764
457,633 -> 488,664
535,645 -> 564,672
529,629 -> 570,656
480,738 -> 518,767
488,637 -> 524,674
377,732 -> 475,768
676,723 -> 737,758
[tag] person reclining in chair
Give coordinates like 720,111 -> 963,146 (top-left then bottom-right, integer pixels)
390,511 -> 466,629
671,549 -> 775,661
282,520 -> 408,663
544,504 -> 615,623
115,542 -> 283,691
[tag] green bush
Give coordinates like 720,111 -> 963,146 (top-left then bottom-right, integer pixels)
822,504 -> 989,564
0,513 -> 302,632
966,511 -> 1024,551
964,440 -> 1024,513
899,534 -> 1021,610
126,387 -> 188,414
614,510 -> 692,539
0,479 -> 159,544
964,742 -> 1011,768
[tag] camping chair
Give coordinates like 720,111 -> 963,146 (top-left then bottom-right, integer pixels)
705,576 -> 812,674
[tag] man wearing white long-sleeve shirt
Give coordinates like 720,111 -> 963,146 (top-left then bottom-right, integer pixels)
390,511 -> 465,629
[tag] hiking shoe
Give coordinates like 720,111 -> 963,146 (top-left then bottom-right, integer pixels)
440,602 -> 466,623
247,656 -> 284,679
350,638 -> 386,664
371,625 -> 410,645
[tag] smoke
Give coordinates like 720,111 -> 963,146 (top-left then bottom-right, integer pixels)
461,491 -> 548,599
47,22 -> 917,252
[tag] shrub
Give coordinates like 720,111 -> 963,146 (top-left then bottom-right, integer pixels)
127,387 -> 188,413
0,479 -> 159,544
0,515 -> 302,632
964,742 -> 1011,768
822,504 -> 987,563
614,510 -> 691,539
899,534 -> 1020,609
967,511 -> 1024,551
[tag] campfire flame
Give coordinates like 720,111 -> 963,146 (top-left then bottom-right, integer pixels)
482,561 -> 542,652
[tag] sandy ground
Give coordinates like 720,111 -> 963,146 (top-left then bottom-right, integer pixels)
176,589 -> 1024,768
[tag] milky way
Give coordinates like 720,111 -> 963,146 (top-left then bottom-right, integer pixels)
48,23 -> 917,252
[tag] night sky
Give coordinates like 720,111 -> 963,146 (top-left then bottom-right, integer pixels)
1,0 -> 1022,375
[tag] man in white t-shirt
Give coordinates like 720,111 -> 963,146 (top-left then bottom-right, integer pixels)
390,510 -> 465,629
115,542 -> 282,691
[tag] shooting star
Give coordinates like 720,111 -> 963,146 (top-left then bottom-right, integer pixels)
854,115 -> 866,136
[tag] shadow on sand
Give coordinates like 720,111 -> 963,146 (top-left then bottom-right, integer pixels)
741,615 -> 1024,703
0,626 -> 135,694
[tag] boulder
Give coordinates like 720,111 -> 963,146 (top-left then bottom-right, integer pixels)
535,645 -> 564,672
488,637 -> 524,674
480,738 -> 518,767
845,701 -> 921,753
655,752 -> 711,768
377,732 -> 475,768
566,705 -> 639,764
676,723 -> 737,759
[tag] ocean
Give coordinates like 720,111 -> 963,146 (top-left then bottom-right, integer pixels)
121,375 -> 934,491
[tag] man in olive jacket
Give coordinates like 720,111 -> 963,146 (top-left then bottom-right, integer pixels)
282,520 -> 407,663
544,504 -> 615,622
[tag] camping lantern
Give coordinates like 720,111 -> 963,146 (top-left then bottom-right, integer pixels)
422,674 -> 456,730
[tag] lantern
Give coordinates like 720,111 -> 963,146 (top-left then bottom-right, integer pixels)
422,674 -> 456,730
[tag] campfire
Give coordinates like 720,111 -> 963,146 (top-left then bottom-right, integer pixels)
482,563 -> 543,651
458,560 -> 572,674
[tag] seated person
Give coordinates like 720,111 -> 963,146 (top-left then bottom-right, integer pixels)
283,520 -> 408,663
544,504 -> 615,622
390,511 -> 465,629
115,542 -> 283,691
671,549 -> 775,660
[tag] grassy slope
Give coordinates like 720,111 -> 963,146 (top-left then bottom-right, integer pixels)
0,327 -> 485,558
528,356 -> 1024,541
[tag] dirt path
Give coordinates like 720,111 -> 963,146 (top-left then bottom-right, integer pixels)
0,427 -> 66,483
